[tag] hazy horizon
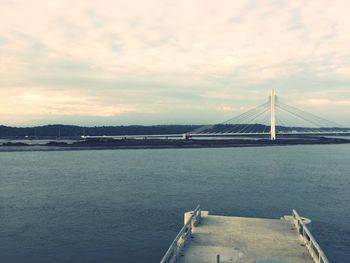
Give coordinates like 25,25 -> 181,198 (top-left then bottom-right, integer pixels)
1,0 -> 350,126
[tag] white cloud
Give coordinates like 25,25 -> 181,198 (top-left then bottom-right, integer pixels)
0,0 -> 350,125
255,68 -> 289,81
304,98 -> 350,107
0,88 -> 136,124
337,67 -> 350,79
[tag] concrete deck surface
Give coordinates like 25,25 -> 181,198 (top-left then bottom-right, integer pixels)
177,212 -> 313,263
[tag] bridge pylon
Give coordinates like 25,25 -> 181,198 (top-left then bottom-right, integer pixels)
270,89 -> 276,140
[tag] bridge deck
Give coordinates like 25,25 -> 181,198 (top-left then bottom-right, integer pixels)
178,212 -> 313,263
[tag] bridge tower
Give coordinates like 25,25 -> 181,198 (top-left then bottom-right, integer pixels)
270,89 -> 276,140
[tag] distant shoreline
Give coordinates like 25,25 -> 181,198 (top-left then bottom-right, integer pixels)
0,138 -> 349,152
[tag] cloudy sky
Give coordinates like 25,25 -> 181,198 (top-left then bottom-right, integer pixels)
1,0 -> 349,126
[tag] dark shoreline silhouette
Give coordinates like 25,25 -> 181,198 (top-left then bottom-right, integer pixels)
0,124 -> 200,138
1,137 -> 349,152
2,124 -> 349,139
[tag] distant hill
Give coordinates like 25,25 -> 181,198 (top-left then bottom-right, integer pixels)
0,124 -> 202,138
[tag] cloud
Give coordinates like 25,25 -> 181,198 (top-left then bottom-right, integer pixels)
0,88 -> 136,125
0,0 -> 349,125
2,0 -> 348,78
255,68 -> 289,81
337,67 -> 350,79
303,98 -> 350,107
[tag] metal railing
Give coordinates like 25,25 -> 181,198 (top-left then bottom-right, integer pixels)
292,209 -> 329,263
160,205 -> 201,263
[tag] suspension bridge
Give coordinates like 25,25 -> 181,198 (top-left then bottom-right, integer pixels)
189,89 -> 350,140
83,90 -> 350,141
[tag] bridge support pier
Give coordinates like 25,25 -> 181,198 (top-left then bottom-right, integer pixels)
270,89 -> 276,140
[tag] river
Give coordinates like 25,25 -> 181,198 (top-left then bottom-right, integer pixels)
0,144 -> 349,262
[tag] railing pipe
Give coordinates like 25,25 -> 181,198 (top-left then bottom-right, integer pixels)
160,205 -> 201,263
292,209 -> 329,263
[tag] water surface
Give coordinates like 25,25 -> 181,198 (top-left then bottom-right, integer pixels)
0,145 -> 349,262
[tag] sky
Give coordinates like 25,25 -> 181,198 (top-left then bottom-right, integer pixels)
0,0 -> 349,126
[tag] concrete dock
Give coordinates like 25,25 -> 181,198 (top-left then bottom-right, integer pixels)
161,206 -> 329,263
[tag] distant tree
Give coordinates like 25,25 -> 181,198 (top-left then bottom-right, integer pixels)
0,124 -> 202,138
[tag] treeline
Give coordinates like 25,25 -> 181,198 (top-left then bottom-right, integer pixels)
0,124 -> 201,138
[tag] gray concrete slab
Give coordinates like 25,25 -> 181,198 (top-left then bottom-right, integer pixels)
177,212 -> 313,263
